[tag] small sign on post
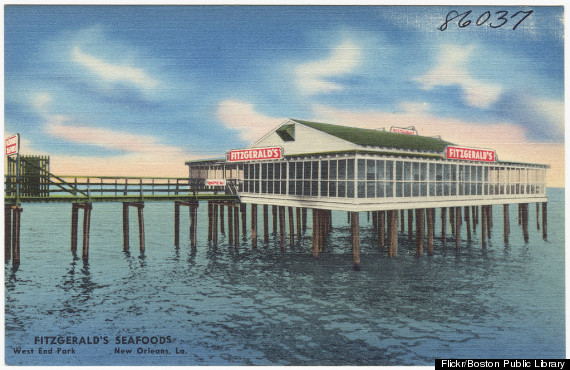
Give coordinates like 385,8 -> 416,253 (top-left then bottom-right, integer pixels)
5,134 -> 19,156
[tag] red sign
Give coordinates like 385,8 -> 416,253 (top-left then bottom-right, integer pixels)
227,147 -> 283,162
205,179 -> 226,186
390,126 -> 417,135
5,134 -> 19,156
445,146 -> 496,162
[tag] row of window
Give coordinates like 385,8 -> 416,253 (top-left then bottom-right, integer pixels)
238,158 -> 546,198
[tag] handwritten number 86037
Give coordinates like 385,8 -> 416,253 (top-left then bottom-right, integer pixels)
438,10 -> 533,31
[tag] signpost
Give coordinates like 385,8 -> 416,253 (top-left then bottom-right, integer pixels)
445,145 -> 496,162
226,147 -> 283,162
5,134 -> 21,201
205,179 -> 226,186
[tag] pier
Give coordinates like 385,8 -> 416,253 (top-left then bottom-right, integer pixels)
5,119 -> 550,269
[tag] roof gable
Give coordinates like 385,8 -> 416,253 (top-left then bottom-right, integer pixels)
292,119 -> 453,153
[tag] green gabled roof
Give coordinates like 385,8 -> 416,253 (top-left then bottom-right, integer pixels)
291,119 -> 453,152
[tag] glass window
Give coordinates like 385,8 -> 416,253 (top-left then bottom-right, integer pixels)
347,159 -> 355,179
396,161 -> 403,181
311,161 -> 318,179
262,163 -> 268,180
385,180 -> 393,197
404,162 -> 412,181
396,181 -> 403,197
281,163 -> 287,179
329,181 -> 336,197
321,160 -> 328,180
420,182 -> 427,197
304,162 -> 311,180
429,163 -> 436,181
296,180 -> 302,195
386,160 -> 394,180
268,180 -> 273,193
420,163 -> 427,181
376,160 -> 385,180
412,182 -> 419,197
289,162 -> 295,179
338,181 -> 346,197
288,180 -> 295,195
330,160 -> 337,180
412,162 -> 419,181
376,181 -> 384,197
357,159 -> 365,180
311,181 -> 318,196
321,181 -> 328,196
367,182 -> 375,198
347,182 -> 355,198
366,160 -> 375,180
243,164 -> 249,179
338,160 -> 346,180
296,161 -> 303,179
358,182 -> 365,198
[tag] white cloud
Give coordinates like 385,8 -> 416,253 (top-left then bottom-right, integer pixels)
414,45 -> 503,109
31,93 -> 53,112
217,99 -> 285,142
72,47 -> 159,90
295,40 -> 361,95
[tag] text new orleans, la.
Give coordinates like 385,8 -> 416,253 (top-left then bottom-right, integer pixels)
440,359 -> 566,369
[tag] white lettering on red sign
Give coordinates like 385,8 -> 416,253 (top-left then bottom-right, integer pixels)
390,127 -> 417,135
227,147 -> 283,162
445,146 -> 495,162
5,134 -> 19,156
205,179 -> 226,186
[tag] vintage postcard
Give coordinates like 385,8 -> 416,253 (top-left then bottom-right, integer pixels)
3,3 -> 565,367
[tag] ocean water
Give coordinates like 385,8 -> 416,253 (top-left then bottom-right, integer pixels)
4,188 -> 565,365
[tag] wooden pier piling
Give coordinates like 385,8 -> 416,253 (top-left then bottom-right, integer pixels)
272,206 -> 277,234
263,205 -> 269,243
212,203 -> 218,245
427,208 -> 434,256
486,205 -> 492,239
233,205 -> 240,248
251,204 -> 258,248
220,205 -> 225,235
464,206 -> 471,242
122,202 -> 144,253
207,202 -> 212,242
296,208 -> 301,239
312,209 -> 319,258
240,203 -> 247,238
388,210 -> 398,257
450,207 -> 455,236
173,202 -> 180,247
472,206 -> 477,231
190,204 -> 198,247
408,210 -> 413,240
302,208 -> 307,234
351,212 -> 360,270
536,202 -> 540,230
503,204 -> 510,244
227,204 -> 234,245
481,205 -> 487,248
378,211 -> 385,248
279,206 -> 286,250
5,205 -> 12,262
542,202 -> 547,240
441,207 -> 447,245
521,203 -> 529,243
415,208 -> 424,258
11,206 -> 22,265
72,203 -> 80,253
288,207 -> 294,246
82,203 -> 92,260
455,206 -> 461,250
401,210 -> 405,233
137,203 -> 144,254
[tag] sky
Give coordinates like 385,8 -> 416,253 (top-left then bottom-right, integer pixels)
3,5 -> 565,186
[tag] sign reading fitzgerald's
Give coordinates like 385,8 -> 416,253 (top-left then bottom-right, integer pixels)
5,133 -> 19,156
227,147 -> 283,162
445,145 -> 496,162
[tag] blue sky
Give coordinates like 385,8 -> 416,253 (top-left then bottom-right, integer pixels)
4,5 -> 565,185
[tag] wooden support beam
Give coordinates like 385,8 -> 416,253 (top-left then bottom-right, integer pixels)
220,204 -> 225,235
5,205 -> 11,263
401,210 -> 405,233
542,202 -> 547,240
408,209 -> 413,240
427,208 -> 434,256
534,202 -> 540,230
207,201 -> 212,242
415,209 -> 424,258
481,205 -> 487,248
450,207 -> 455,236
486,205 -> 492,239
464,206 -> 471,242
272,206 -> 278,234
212,203 -> 218,245
503,204 -> 510,245
71,203 -> 79,253
251,204 -> 258,248
455,206 -> 461,250
228,204 -> 234,245
372,210 -> 378,230
472,205 -> 477,231
233,205 -> 240,248
288,207 -> 294,246
279,206 -> 286,250
174,202 -> 180,248
296,208 -> 301,239
441,207 -> 447,245
312,209 -> 319,258
82,203 -> 92,261
521,203 -> 529,243
240,203 -> 247,238
302,208 -> 307,233
191,205 -> 198,248
518,203 -> 522,225
388,210 -> 398,257
11,206 -> 22,265
351,212 -> 360,270
263,204 -> 269,243
137,203 -> 145,254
